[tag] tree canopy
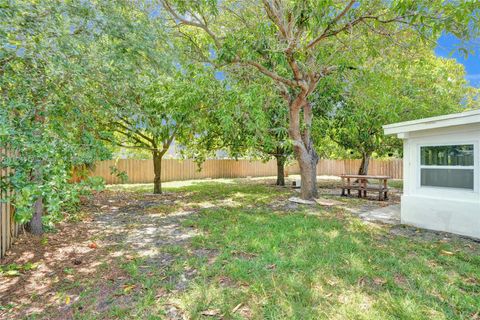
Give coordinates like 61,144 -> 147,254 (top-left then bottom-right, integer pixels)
316,40 -> 472,174
1,1 -> 110,232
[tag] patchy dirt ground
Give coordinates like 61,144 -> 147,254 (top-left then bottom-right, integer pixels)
0,178 -> 404,319
1,177 -> 477,319
0,190 -> 201,319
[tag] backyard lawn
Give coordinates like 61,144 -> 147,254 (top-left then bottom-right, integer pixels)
1,178 -> 479,319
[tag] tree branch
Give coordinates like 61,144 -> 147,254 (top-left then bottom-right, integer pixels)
262,0 -> 288,39
162,0 -> 303,89
307,0 -> 357,49
176,29 -> 213,64
161,125 -> 179,156
235,58 -> 300,88
113,128 -> 151,148
307,12 -> 413,50
162,0 -> 221,49
113,120 -> 156,145
100,135 -> 155,151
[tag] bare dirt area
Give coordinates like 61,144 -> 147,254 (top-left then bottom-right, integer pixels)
0,190 -> 199,319
0,215 -> 101,318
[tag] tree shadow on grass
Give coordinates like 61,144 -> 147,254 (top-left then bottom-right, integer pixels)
172,205 -> 480,319
0,190 -> 199,319
1,179 -> 478,319
0,180 -> 283,319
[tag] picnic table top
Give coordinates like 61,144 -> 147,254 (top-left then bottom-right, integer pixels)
339,174 -> 391,179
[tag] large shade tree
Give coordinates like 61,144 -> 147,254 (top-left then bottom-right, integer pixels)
160,0 -> 479,200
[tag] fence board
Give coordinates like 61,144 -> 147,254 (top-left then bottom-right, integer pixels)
91,158 -> 403,184
0,148 -> 17,259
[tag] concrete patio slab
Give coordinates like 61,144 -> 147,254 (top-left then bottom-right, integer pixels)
359,204 -> 401,225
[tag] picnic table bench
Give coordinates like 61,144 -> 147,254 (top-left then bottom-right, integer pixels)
340,174 -> 391,201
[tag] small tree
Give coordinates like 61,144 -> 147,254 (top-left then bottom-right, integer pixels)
325,46 -> 471,175
185,73 -> 292,186
229,67 -> 293,186
100,76 -> 211,194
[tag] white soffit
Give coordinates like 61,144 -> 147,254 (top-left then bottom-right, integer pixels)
383,109 -> 480,136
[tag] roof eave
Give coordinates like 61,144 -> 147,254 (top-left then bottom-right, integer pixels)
383,109 -> 480,137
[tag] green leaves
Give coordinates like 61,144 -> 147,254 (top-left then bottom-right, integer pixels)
0,262 -> 40,277
2,0 -> 478,224
318,37 -> 470,160
1,1 -> 111,227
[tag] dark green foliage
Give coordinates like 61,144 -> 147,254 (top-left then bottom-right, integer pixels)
0,1 -> 111,227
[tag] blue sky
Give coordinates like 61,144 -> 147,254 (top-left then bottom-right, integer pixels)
435,34 -> 480,87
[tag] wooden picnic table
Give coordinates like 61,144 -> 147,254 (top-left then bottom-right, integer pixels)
339,174 -> 391,201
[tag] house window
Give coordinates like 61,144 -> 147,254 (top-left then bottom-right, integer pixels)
420,144 -> 475,190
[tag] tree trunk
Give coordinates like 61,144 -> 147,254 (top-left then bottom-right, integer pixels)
296,147 -> 318,199
26,89 -> 46,235
358,153 -> 371,176
275,154 -> 286,186
152,150 -> 162,194
27,164 -> 43,235
289,96 -> 318,200
27,196 -> 43,235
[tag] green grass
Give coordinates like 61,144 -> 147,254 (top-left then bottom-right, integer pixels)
86,180 -> 479,318
176,210 -> 479,319
163,181 -> 476,319
388,179 -> 403,190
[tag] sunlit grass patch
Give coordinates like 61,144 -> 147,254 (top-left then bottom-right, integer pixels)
388,179 -> 403,189
18,177 -> 477,319
164,185 -> 479,319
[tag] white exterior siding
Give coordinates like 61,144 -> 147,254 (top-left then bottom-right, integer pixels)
384,112 -> 480,239
401,196 -> 480,238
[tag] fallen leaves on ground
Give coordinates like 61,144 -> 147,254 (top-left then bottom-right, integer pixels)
122,284 -> 136,294
440,250 -> 454,256
88,242 -> 98,249
201,309 -> 221,317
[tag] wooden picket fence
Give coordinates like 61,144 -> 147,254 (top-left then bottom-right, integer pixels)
0,156 -> 401,258
0,149 -> 19,259
313,159 -> 403,178
91,158 -> 403,184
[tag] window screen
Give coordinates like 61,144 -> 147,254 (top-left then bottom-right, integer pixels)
420,144 -> 475,190
421,168 -> 474,189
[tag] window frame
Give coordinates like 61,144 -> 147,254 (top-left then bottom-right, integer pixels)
417,142 -> 478,192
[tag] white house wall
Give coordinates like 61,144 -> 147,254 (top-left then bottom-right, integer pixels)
401,124 -> 480,239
